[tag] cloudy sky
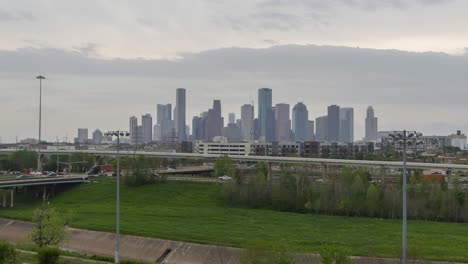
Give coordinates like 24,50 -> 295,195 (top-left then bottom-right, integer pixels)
1,0 -> 468,143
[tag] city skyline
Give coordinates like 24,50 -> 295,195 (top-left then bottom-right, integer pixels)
3,1 -> 468,142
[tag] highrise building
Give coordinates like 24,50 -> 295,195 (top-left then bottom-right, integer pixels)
175,88 -> 186,141
315,116 -> 328,142
157,104 -> 172,141
92,129 -> 102,144
77,128 -> 88,144
275,103 -> 291,141
307,121 -> 315,141
339,107 -> 354,143
205,100 -> 223,141
240,104 -> 254,141
258,88 -> 274,142
365,106 -> 378,142
292,102 -> 308,141
228,113 -> 236,124
136,125 -> 143,144
142,113 -> 153,143
153,124 -> 161,141
327,105 -> 340,142
129,116 -> 138,144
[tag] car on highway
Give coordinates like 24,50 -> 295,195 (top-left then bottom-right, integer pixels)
218,175 -> 232,181
30,171 -> 43,177
10,171 -> 22,175
16,175 -> 24,179
48,172 -> 57,177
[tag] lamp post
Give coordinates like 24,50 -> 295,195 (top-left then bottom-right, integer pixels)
388,130 -> 422,264
104,131 -> 130,264
36,75 -> 45,172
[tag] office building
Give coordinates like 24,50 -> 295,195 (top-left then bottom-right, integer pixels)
77,128 -> 88,144
129,116 -> 138,144
136,125 -> 143,144
315,116 -> 328,142
157,104 -> 172,141
307,120 -> 315,141
258,88 -> 275,142
228,113 -> 236,124
205,100 -> 223,141
292,102 -> 308,141
142,113 -> 153,143
175,88 -> 186,141
339,107 -> 354,143
241,104 -> 254,141
275,103 -> 291,141
92,129 -> 102,144
327,105 -> 340,142
153,124 -> 161,141
365,106 -> 378,142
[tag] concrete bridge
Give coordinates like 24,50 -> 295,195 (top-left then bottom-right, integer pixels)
0,175 -> 89,208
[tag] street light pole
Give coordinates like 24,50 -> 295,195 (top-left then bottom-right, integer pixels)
36,75 -> 45,172
402,130 -> 408,264
388,130 -> 422,264
105,131 -> 130,264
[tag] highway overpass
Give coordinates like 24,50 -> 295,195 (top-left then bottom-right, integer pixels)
1,149 -> 468,170
0,176 -> 89,208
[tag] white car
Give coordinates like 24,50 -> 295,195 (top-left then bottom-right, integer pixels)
218,175 -> 232,181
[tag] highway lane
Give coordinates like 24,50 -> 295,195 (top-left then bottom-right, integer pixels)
1,149 -> 468,170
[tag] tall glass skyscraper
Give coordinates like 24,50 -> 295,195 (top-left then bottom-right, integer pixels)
258,88 -> 274,142
292,102 -> 308,141
327,104 -> 340,142
339,107 -> 354,143
365,106 -> 378,142
275,103 -> 291,141
175,88 -> 186,141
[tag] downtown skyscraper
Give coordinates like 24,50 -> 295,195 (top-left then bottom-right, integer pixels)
275,103 -> 291,141
315,115 -> 328,142
365,106 -> 378,142
339,107 -> 354,143
292,102 -> 308,141
327,105 -> 340,142
241,104 -> 254,141
142,113 -> 153,143
157,104 -> 173,141
205,100 -> 223,141
175,88 -> 186,141
258,88 -> 275,142
129,116 -> 138,144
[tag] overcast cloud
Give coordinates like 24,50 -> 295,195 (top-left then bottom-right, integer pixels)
1,0 -> 468,142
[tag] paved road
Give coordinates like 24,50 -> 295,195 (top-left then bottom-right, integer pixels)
166,176 -> 222,183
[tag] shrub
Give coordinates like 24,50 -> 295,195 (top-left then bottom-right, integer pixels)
0,241 -> 16,264
37,247 -> 60,264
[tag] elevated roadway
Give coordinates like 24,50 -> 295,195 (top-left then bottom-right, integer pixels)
1,149 -> 468,170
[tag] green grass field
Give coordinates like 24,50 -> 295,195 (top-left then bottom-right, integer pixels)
1,179 -> 468,262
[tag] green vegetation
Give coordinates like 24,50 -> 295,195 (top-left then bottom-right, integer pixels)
31,204 -> 67,247
0,241 -> 16,264
224,163 -> 468,222
1,179 -> 468,262
38,247 -> 60,264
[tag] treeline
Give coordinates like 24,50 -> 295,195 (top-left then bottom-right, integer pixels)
222,161 -> 468,222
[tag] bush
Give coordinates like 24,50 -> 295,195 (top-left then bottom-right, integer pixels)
38,247 -> 60,264
0,241 -> 16,264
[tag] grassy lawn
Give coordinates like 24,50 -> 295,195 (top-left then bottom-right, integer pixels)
1,178 -> 468,262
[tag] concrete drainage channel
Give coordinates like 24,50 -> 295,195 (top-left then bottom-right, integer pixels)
155,249 -> 172,263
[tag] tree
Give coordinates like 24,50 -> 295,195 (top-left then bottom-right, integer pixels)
214,156 -> 238,178
366,184 -> 380,217
30,204 -> 67,247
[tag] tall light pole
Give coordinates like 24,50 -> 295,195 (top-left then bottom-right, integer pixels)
104,131 -> 130,264
388,130 -> 422,264
36,75 -> 45,172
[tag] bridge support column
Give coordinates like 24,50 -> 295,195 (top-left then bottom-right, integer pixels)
10,189 -> 14,208
2,190 -> 6,208
267,162 -> 272,181
43,187 -> 47,201
321,163 -> 327,180
380,166 -> 386,185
